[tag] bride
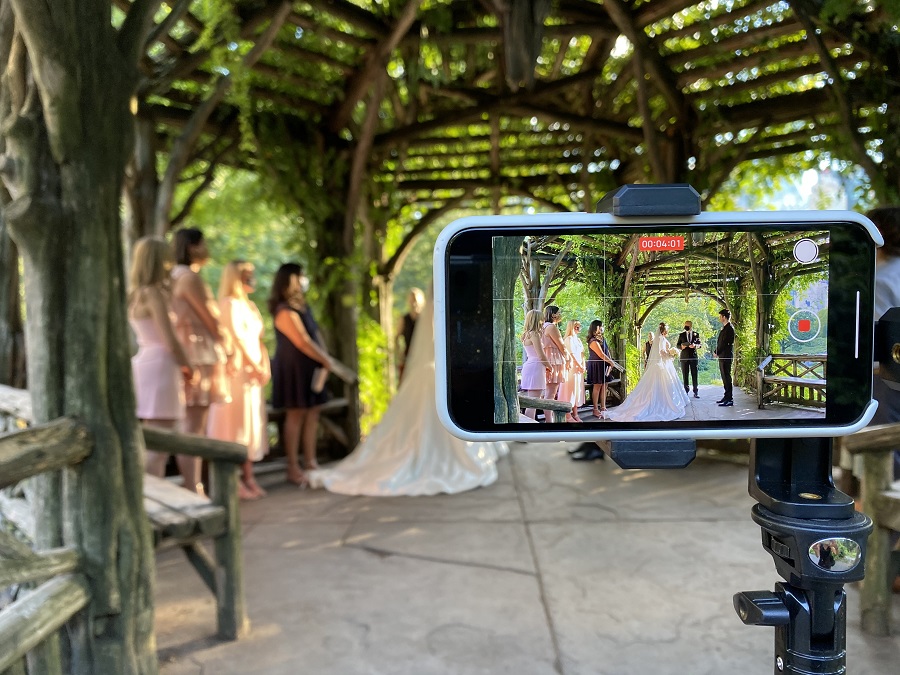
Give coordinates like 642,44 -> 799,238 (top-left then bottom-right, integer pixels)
308,296 -> 508,496
606,322 -> 690,422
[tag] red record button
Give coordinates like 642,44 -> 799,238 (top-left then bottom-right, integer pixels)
639,236 -> 685,251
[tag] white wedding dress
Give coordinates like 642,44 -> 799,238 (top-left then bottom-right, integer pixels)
606,334 -> 690,422
308,301 -> 509,496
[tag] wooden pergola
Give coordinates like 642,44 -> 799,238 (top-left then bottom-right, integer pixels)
135,0 -> 899,218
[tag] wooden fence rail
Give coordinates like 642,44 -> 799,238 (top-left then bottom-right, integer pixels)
0,415 -> 93,675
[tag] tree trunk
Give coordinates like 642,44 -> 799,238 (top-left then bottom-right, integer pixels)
1,2 -> 159,671
0,213 -> 24,388
493,237 -> 523,423
123,115 -> 159,248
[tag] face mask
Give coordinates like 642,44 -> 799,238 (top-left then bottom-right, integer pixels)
299,275 -> 310,293
684,326 -> 690,331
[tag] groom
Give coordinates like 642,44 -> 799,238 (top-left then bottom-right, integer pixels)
714,309 -> 735,406
677,320 -> 700,398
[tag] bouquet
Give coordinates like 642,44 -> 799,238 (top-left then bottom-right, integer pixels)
667,347 -> 679,358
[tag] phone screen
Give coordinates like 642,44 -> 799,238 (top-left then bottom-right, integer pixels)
438,217 -> 877,439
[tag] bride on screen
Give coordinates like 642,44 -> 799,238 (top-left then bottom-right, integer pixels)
308,294 -> 509,496
606,322 -> 690,423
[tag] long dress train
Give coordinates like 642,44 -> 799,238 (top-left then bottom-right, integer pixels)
308,301 -> 508,496
606,334 -> 690,422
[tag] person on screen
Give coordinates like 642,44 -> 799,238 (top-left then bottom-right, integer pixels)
606,323 -> 689,422
541,305 -> 570,423
586,320 -> 616,419
558,320 -> 586,422
714,309 -> 735,406
520,309 -> 551,420
676,320 -> 701,398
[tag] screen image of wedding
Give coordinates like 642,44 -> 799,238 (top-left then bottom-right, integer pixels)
491,229 -> 829,425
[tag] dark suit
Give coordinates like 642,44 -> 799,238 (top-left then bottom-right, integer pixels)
676,329 -> 700,394
716,322 -> 735,401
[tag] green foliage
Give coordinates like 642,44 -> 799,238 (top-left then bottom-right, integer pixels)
172,166 -> 299,354
356,312 -> 391,435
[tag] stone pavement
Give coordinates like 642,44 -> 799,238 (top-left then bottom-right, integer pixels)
155,443 -> 900,675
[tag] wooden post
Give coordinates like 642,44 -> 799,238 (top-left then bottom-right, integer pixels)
494,237 -> 524,423
208,461 -> 248,640
860,449 -> 894,636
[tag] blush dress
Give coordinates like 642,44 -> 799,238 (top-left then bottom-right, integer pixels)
130,314 -> 185,422
207,298 -> 269,461
171,265 -> 228,407
541,322 -> 567,385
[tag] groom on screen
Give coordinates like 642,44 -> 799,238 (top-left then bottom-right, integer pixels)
677,320 -> 701,398
714,308 -> 735,407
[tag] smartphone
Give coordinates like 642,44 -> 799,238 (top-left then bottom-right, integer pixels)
434,211 -> 881,442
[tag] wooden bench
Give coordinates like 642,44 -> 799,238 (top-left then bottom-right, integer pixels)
835,423 -> 900,637
0,385 -> 249,640
756,355 -> 826,409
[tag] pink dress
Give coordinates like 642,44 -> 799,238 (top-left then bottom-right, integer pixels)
171,265 -> 228,407
207,298 -> 268,461
541,322 -> 567,385
130,315 -> 185,421
520,342 -> 546,391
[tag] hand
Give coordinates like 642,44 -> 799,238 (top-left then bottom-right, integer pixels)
180,364 -> 194,383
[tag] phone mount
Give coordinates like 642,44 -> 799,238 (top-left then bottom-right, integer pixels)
594,184 -> 874,673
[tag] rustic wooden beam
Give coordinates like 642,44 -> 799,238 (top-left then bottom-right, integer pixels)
0,547 -> 80,588
0,418 -> 91,490
329,0 -> 422,133
0,574 -> 90,672
836,423 -> 900,454
209,461 -> 248,640
603,0 -> 687,119
141,426 -> 247,464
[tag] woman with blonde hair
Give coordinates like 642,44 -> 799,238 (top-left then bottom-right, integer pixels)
127,236 -> 195,488
557,320 -> 585,422
519,309 -> 551,420
208,261 -> 270,499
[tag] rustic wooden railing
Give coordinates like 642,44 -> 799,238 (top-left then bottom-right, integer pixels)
834,422 -> 900,637
756,354 -> 826,409
518,395 -> 569,423
1,384 -> 249,672
0,417 -> 93,674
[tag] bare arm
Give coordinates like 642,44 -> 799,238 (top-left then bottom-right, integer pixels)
588,340 -> 615,365
175,270 -> 222,339
527,332 -> 550,366
144,287 -> 191,370
274,309 -> 331,367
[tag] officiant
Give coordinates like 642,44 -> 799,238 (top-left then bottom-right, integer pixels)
677,320 -> 701,398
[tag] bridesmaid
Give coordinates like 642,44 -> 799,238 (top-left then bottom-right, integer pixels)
519,309 -> 550,420
541,305 -> 569,423
269,263 -> 335,486
127,236 -> 195,485
558,320 -> 585,422
207,261 -> 270,500
586,320 -> 616,419
171,228 -> 231,493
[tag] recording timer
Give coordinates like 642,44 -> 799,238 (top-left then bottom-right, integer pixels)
638,236 -> 685,251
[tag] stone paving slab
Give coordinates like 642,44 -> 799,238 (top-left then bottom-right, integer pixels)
155,443 -> 900,674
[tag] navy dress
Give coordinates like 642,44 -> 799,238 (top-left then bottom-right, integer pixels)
586,336 -> 613,384
271,302 -> 329,409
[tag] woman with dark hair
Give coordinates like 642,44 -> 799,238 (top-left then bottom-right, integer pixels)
171,227 -> 230,493
607,322 -> 689,422
269,262 -> 334,486
586,320 -> 616,419
540,304 -> 569,422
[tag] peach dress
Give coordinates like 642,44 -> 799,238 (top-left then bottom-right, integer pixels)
207,298 -> 268,461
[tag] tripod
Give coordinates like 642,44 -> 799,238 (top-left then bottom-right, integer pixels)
605,436 -> 872,674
